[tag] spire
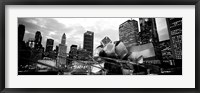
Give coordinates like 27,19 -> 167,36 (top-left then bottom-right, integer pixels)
61,33 -> 66,45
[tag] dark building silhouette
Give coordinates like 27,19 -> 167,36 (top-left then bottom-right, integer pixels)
45,39 -> 54,52
69,45 -> 78,60
18,24 -> 26,50
18,24 -> 25,42
52,45 -> 59,58
35,31 -> 42,44
54,46 -> 59,53
166,18 -> 182,60
139,18 -> 159,44
101,36 -> 112,46
34,31 -> 43,49
119,19 -> 139,49
83,31 -> 94,56
18,24 -> 32,72
139,18 -> 162,60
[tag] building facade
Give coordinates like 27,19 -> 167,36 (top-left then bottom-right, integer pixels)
45,39 -> 54,52
166,18 -> 182,60
69,45 -> 78,60
159,39 -> 174,60
18,24 -> 32,70
139,18 -> 162,60
83,31 -> 94,56
119,19 -> 139,49
34,31 -> 43,49
57,33 -> 67,67
77,49 -> 91,61
18,24 -> 27,50
54,46 -> 59,54
18,24 -> 25,42
139,18 -> 159,44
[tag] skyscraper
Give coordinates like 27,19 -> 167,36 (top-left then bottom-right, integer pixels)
159,39 -> 174,60
18,24 -> 25,42
139,18 -> 159,44
53,45 -> 59,58
34,31 -> 42,49
61,33 -> 66,45
18,24 -> 27,50
119,19 -> 139,49
69,45 -> 78,60
45,39 -> 54,52
166,18 -> 182,60
139,18 -> 161,60
57,33 -> 67,67
18,24 -> 31,71
55,46 -> 59,52
83,31 -> 94,56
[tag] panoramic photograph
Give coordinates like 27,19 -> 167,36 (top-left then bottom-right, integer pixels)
18,17 -> 182,75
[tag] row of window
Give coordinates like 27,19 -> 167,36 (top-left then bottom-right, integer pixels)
172,35 -> 182,44
170,28 -> 182,36
169,20 -> 182,29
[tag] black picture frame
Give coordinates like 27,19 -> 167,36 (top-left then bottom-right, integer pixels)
0,0 -> 199,93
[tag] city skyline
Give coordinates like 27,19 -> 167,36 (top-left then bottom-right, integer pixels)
18,18 -> 182,75
18,18 -> 169,53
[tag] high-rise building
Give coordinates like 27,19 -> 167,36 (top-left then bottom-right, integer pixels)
18,24 -> 25,42
18,24 -> 31,70
54,46 -> 59,52
57,33 -> 67,67
18,24 -> 27,50
159,39 -> 174,60
34,31 -> 42,49
83,31 -> 94,56
159,39 -> 176,66
101,36 -> 112,46
166,18 -> 182,60
54,45 -> 59,56
45,39 -> 54,52
139,18 -> 161,60
139,18 -> 159,44
69,45 -> 78,60
119,19 -> 139,49
77,49 -> 91,61
52,45 -> 59,58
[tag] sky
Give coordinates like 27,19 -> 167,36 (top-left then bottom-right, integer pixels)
18,18 -> 169,53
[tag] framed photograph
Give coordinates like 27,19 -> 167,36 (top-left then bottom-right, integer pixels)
0,0 -> 199,93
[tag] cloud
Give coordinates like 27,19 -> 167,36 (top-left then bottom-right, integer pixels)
18,18 -> 139,53
54,39 -> 60,43
45,36 -> 54,39
25,30 -> 30,34
25,19 -> 38,25
18,18 -> 75,49
23,33 -> 34,41
49,31 -> 56,36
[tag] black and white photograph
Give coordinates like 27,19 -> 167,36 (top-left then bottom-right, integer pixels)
18,17 -> 182,75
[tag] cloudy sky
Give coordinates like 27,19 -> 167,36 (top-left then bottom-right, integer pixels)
18,18 -> 169,53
